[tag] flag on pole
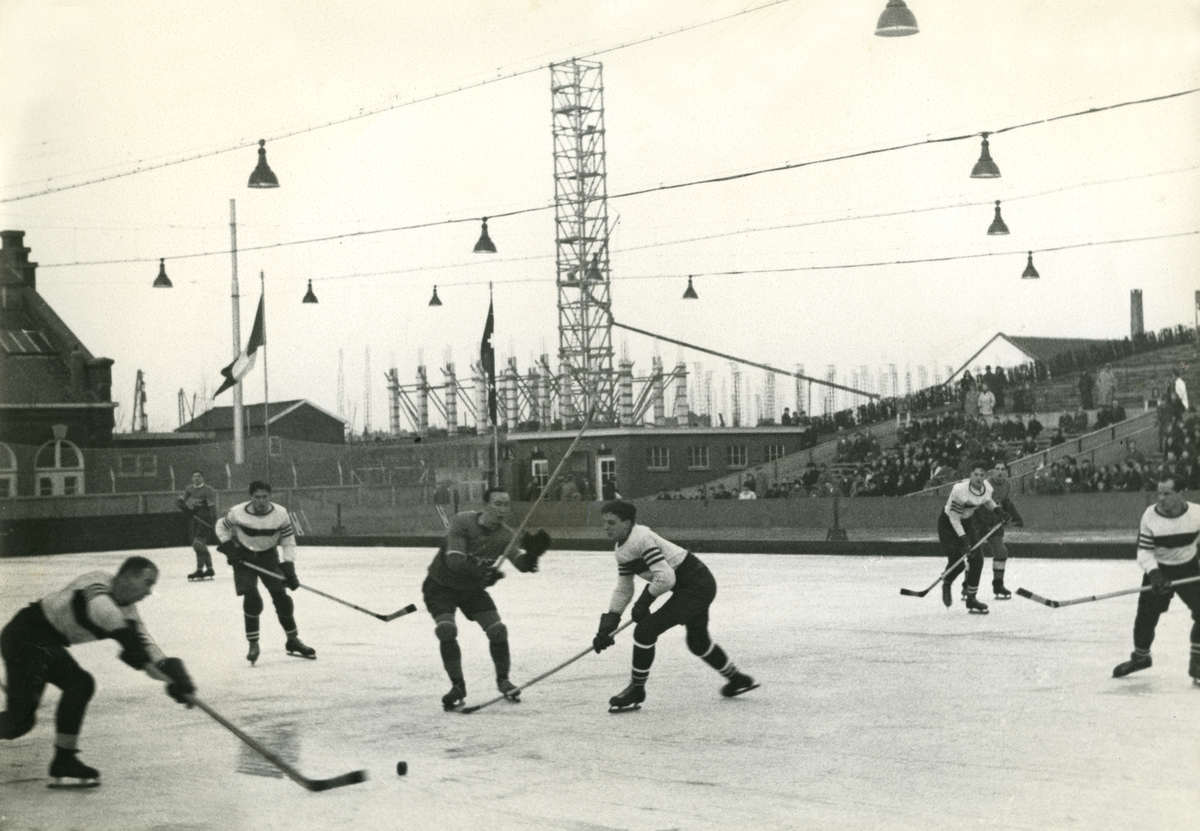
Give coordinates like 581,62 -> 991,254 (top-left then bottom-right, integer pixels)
214,292 -> 265,397
480,299 -> 497,423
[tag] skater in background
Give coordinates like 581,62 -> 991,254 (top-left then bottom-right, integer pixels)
982,461 -> 1023,600
422,487 -> 550,711
1111,475 -> 1200,685
593,499 -> 756,712
215,480 -> 315,665
177,470 -> 217,581
0,556 -> 195,787
937,463 -> 1001,614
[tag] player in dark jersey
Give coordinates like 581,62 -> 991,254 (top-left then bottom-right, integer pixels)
0,556 -> 195,787
1111,475 -> 1200,684
592,499 -> 756,711
422,487 -> 549,710
177,470 -> 217,581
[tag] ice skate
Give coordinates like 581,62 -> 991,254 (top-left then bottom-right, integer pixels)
497,677 -> 521,703
608,682 -> 645,713
186,568 -> 210,582
246,640 -> 260,666
442,681 -> 466,711
1191,652 -> 1199,687
284,636 -> 316,660
47,749 -> 99,789
964,594 -> 989,615
941,580 -> 953,608
202,566 -> 215,580
1112,651 -> 1153,678
992,578 -> 1012,600
720,671 -> 759,698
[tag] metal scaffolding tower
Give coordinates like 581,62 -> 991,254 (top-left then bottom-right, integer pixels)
552,58 -> 616,424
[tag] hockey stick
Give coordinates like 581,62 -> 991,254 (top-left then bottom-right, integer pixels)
187,695 -> 366,791
899,521 -> 1005,597
1016,574 -> 1200,608
236,559 -> 417,622
191,515 -> 416,622
461,620 -> 635,714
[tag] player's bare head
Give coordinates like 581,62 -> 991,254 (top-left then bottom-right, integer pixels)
191,470 -> 204,483
600,500 -> 636,543
114,556 -> 158,603
991,462 -> 1008,479
481,487 -> 511,520
249,480 -> 272,495
1155,475 -> 1186,513
969,463 -> 988,485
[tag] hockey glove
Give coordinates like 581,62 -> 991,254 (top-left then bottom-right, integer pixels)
481,567 -> 505,587
521,529 -> 552,557
157,657 -> 196,706
176,497 -> 193,514
592,611 -> 621,653
630,590 -> 654,623
995,509 -> 1012,525
1148,568 -> 1172,596
216,540 -> 245,566
279,560 -> 301,591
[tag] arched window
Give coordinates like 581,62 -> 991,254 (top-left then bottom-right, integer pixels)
34,438 -> 85,496
0,443 -> 15,498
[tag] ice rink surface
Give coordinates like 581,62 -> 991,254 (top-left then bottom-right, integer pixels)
1,545 -> 1197,831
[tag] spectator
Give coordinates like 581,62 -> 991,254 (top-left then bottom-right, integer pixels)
780,407 -> 792,426
1078,368 -> 1095,410
978,386 -> 996,424
737,483 -> 757,500
1095,363 -> 1118,407
1171,365 -> 1190,418
1027,416 -> 1044,441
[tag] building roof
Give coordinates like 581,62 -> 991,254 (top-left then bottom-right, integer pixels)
176,398 -> 346,432
1001,335 -> 1120,364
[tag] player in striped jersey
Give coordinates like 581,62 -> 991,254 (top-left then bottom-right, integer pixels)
0,556 -> 195,787
592,500 -> 756,711
216,480 -> 315,664
937,463 -> 1002,614
1111,475 -> 1200,685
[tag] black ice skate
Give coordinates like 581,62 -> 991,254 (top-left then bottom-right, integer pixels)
964,594 -> 989,615
992,578 -> 1012,600
1190,652 -> 1199,687
284,636 -> 316,660
202,566 -> 215,579
497,677 -> 521,703
186,568 -> 211,582
442,681 -> 466,711
941,580 -> 953,608
1112,651 -> 1152,678
47,748 -> 100,789
720,672 -> 760,698
608,682 -> 646,713
246,641 -> 260,666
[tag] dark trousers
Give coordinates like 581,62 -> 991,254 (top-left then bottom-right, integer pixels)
938,513 -> 983,589
1132,557 -> 1200,652
0,605 -> 94,739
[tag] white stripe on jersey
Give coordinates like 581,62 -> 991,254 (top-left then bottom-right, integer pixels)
614,525 -> 688,578
217,501 -> 297,562
38,571 -> 165,663
943,479 -> 996,537
1136,502 -> 1200,571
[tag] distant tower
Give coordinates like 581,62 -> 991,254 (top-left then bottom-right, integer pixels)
730,363 -> 742,426
551,58 -> 616,424
363,347 -> 372,435
337,349 -> 345,419
1130,289 -> 1144,337
825,365 -> 837,415
764,372 -> 776,423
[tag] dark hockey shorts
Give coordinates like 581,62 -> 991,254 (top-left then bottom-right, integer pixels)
421,576 -> 496,621
232,548 -> 286,597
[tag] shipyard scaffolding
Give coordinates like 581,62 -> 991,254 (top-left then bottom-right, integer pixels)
552,58 -> 617,425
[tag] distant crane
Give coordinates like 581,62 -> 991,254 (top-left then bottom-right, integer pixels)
177,388 -> 196,427
132,370 -> 148,432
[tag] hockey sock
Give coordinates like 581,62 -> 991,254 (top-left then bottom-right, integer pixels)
631,638 -> 655,684
439,639 -> 463,681
993,561 -> 1006,578
488,639 -> 511,680
1132,646 -> 1151,660
245,614 -> 260,643
54,733 -> 79,751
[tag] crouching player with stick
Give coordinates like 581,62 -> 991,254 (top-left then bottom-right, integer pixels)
216,480 -> 315,664
423,487 -> 548,711
593,500 -> 756,712
0,556 -> 195,787
938,463 -> 1002,614
1112,475 -> 1200,685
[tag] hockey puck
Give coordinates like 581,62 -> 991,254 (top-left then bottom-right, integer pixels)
395,761 -> 407,776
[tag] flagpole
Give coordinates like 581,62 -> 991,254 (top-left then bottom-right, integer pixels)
230,199 -> 244,465
490,282 -> 499,488
260,271 -> 271,483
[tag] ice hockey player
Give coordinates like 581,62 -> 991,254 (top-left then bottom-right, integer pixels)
422,487 -> 550,710
937,463 -> 1003,614
592,499 -> 756,712
215,480 -> 315,664
0,556 -> 195,787
1111,474 -> 1200,685
980,461 -> 1024,600
178,470 -> 217,581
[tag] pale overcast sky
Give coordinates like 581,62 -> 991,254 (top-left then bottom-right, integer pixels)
2,1 -> 1198,431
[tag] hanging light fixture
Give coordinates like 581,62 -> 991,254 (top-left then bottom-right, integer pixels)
247,139 -> 279,188
586,253 -> 603,281
682,275 -> 699,299
473,217 -> 496,253
428,285 -> 443,306
970,132 -> 1001,179
874,0 -> 918,37
987,200 -> 1010,235
1021,251 -> 1040,280
301,279 -> 318,304
152,258 -> 172,288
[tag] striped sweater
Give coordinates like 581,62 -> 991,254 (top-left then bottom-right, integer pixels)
1136,502 -> 1200,572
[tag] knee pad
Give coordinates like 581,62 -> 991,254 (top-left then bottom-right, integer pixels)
632,621 -> 660,644
484,621 -> 508,644
685,629 -> 711,656
243,592 -> 264,616
434,619 -> 458,643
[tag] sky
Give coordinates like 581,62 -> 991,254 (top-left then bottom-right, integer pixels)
2,0 -> 1198,432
